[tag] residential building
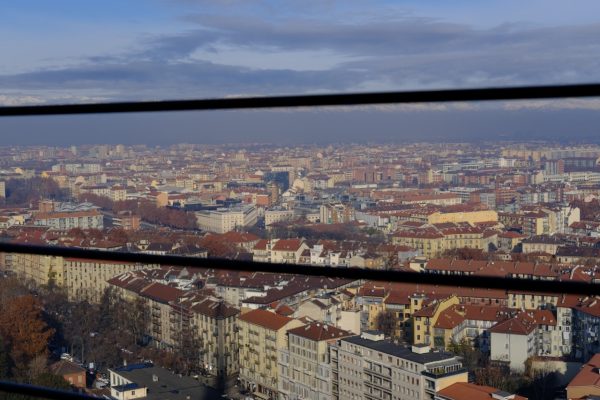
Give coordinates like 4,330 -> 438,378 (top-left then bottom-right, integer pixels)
278,323 -> 352,400
195,205 -> 258,233
330,331 -> 468,400
320,203 -> 355,224
238,309 -> 303,399
33,209 -> 103,230
108,363 -> 217,400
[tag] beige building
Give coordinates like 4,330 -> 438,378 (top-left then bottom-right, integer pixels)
195,205 -> 258,233
65,258 -> 146,303
33,209 -> 104,230
265,208 -> 295,226
8,253 -> 65,287
238,309 -> 303,399
427,209 -> 497,225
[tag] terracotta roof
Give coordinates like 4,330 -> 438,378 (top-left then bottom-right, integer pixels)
490,310 -> 555,335
275,304 -> 295,316
239,309 -> 294,330
434,308 -> 465,329
50,360 -> 86,376
437,382 -> 527,400
272,239 -> 305,251
567,353 -> 600,391
140,282 -> 183,304
287,322 -> 352,342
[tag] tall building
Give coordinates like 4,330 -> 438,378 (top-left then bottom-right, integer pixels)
238,309 -> 303,399
278,323 -> 353,400
319,203 -> 354,224
330,331 -> 467,400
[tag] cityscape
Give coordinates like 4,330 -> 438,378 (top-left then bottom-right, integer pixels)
0,142 -> 599,399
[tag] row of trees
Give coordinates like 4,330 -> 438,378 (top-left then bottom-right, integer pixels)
2,178 -> 70,207
80,193 -> 196,230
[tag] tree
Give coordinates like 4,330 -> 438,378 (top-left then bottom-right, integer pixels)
448,338 -> 483,372
32,373 -> 71,391
0,336 -> 12,379
0,296 -> 54,371
375,310 -> 397,339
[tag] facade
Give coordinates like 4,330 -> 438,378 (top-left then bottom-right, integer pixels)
330,332 -> 468,400
33,209 -> 104,230
195,205 -> 258,233
265,208 -> 295,226
278,323 -> 352,400
238,309 -> 303,399
490,310 -> 557,371
65,258 -> 146,303
320,203 -> 355,224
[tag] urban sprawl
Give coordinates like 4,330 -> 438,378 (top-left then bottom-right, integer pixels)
1,143 -> 600,400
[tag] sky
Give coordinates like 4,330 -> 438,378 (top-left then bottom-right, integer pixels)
1,0 -> 600,144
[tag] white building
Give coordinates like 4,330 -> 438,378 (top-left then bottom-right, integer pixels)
195,205 -> 258,233
330,331 -> 468,400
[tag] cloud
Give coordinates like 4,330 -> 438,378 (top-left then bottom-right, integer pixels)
1,7 -> 600,109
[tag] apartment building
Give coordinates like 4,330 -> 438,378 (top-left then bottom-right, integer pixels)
265,208 -> 295,226
33,209 -> 104,230
238,309 -> 303,399
109,273 -> 240,378
490,310 -> 557,371
252,238 -> 309,264
320,203 -> 355,224
8,253 -> 65,287
65,258 -> 146,303
195,205 -> 258,233
183,295 -> 239,377
573,296 -> 600,361
413,296 -> 460,346
278,323 -> 353,400
330,331 -> 467,400
392,224 -> 498,259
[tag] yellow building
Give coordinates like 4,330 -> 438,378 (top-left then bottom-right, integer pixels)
238,309 -> 303,399
65,258 -> 147,303
412,295 -> 460,346
427,209 -> 498,225
9,253 -> 65,287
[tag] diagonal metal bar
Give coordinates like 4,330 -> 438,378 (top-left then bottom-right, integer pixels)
0,83 -> 599,116
0,242 -> 597,296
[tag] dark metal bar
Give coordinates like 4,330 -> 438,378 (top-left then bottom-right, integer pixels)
0,242 -> 597,295
0,380 -> 99,399
1,83 -> 599,116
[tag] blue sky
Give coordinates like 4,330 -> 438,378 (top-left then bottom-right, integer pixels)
1,1 -> 600,144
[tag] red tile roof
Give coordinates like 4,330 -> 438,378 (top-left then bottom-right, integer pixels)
239,309 -> 294,331
437,382 -> 527,400
287,322 -> 352,342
